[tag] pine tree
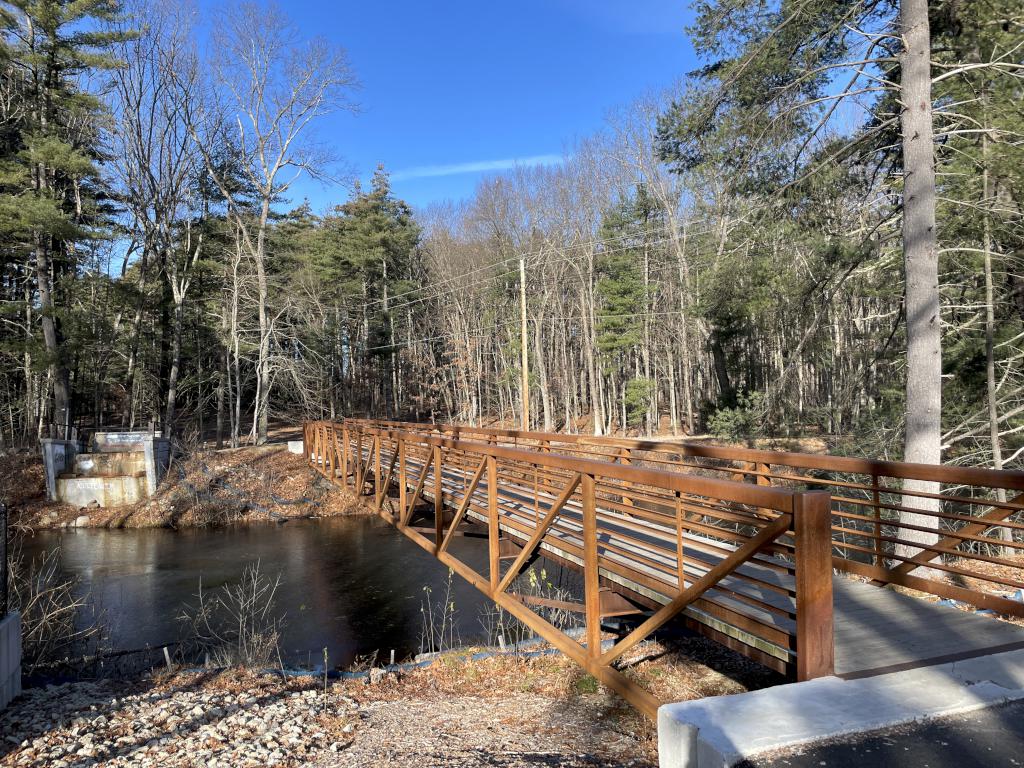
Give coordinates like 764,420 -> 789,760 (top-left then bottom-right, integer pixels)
0,0 -> 131,435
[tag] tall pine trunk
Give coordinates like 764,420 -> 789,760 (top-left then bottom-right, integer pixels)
896,0 -> 942,568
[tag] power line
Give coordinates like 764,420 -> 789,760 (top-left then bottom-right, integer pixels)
358,216 -> 728,312
362,309 -> 695,353
368,225 -> 724,318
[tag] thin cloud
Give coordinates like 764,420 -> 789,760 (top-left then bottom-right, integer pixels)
391,154 -> 563,181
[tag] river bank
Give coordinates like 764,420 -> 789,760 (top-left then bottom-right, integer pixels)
2,658 -> 644,767
0,632 -> 780,768
3,445 -> 362,531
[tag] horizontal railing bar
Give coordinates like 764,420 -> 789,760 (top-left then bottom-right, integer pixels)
341,418 -> 1024,492
831,509 -> 1024,549
351,425 -> 798,513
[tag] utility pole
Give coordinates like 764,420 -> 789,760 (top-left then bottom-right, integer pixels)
519,257 -> 530,431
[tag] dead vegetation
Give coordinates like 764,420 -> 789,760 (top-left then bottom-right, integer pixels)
6,537 -> 105,675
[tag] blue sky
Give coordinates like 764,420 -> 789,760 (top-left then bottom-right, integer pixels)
202,1 -> 697,212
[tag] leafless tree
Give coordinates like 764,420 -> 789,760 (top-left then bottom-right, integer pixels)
184,1 -> 357,444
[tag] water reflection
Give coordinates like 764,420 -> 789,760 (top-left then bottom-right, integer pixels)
21,517 -> 492,668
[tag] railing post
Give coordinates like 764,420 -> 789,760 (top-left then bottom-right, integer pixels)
582,474 -> 601,657
398,437 -> 407,525
315,424 -> 323,473
302,422 -> 309,465
433,445 -> 443,548
756,462 -> 772,517
342,425 -> 350,487
355,431 -> 363,491
375,436 -> 382,501
675,490 -> 685,591
620,448 -> 634,508
487,454 -> 499,591
872,472 -> 883,566
326,424 -> 334,478
794,490 -> 835,680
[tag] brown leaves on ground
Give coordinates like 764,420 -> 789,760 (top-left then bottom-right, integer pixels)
0,451 -> 48,515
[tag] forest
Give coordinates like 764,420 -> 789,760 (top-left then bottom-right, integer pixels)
0,0 -> 1021,480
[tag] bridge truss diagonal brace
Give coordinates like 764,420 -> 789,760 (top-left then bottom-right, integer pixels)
397,520 -> 664,720
400,452 -> 433,528
437,456 -> 488,555
355,435 -> 377,494
600,512 -> 794,667
886,490 -> 1024,578
495,473 -> 582,595
375,449 -> 399,510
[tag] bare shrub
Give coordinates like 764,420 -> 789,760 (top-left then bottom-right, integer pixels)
179,562 -> 285,668
8,537 -> 104,675
418,568 -> 460,655
479,566 -> 582,649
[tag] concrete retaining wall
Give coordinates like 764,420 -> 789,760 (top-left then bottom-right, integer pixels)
43,432 -> 172,508
40,439 -> 77,501
0,613 -> 21,711
144,436 -> 171,493
56,474 -> 148,507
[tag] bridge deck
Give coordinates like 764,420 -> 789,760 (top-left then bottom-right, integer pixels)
365,442 -> 1024,679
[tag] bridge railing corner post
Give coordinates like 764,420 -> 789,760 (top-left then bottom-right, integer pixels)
794,489 -> 835,681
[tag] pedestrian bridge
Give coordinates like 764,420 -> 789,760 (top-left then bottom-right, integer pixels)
304,418 -> 1024,718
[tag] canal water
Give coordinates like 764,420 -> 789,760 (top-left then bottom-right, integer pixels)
19,517 -> 493,669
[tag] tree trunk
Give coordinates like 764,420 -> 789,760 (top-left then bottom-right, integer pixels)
255,197 -> 272,444
162,300 -> 184,438
34,236 -> 71,437
896,0 -> 942,570
982,132 -> 1010,547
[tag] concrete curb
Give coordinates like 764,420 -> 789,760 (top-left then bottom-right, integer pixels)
657,648 -> 1024,767
0,612 -> 22,711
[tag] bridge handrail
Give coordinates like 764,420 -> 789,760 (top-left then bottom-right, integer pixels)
361,426 -> 801,513
337,417 -> 1024,618
341,417 -> 1024,491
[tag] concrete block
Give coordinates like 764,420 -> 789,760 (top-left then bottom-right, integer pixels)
143,436 -> 171,495
0,612 -> 21,711
92,431 -> 158,453
40,439 -> 77,501
48,431 -> 170,507
658,648 -> 1024,767
57,474 -> 147,508
287,440 -> 304,455
73,451 -> 145,477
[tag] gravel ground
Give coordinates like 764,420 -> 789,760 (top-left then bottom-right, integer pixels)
0,670 -> 655,767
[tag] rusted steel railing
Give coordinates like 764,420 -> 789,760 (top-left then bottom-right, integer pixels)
304,419 -> 836,718
343,418 -> 1024,618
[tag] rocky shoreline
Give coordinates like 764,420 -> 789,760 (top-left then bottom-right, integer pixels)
0,659 -> 659,767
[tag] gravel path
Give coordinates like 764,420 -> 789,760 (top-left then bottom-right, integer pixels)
321,696 -> 652,767
0,672 -> 655,767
